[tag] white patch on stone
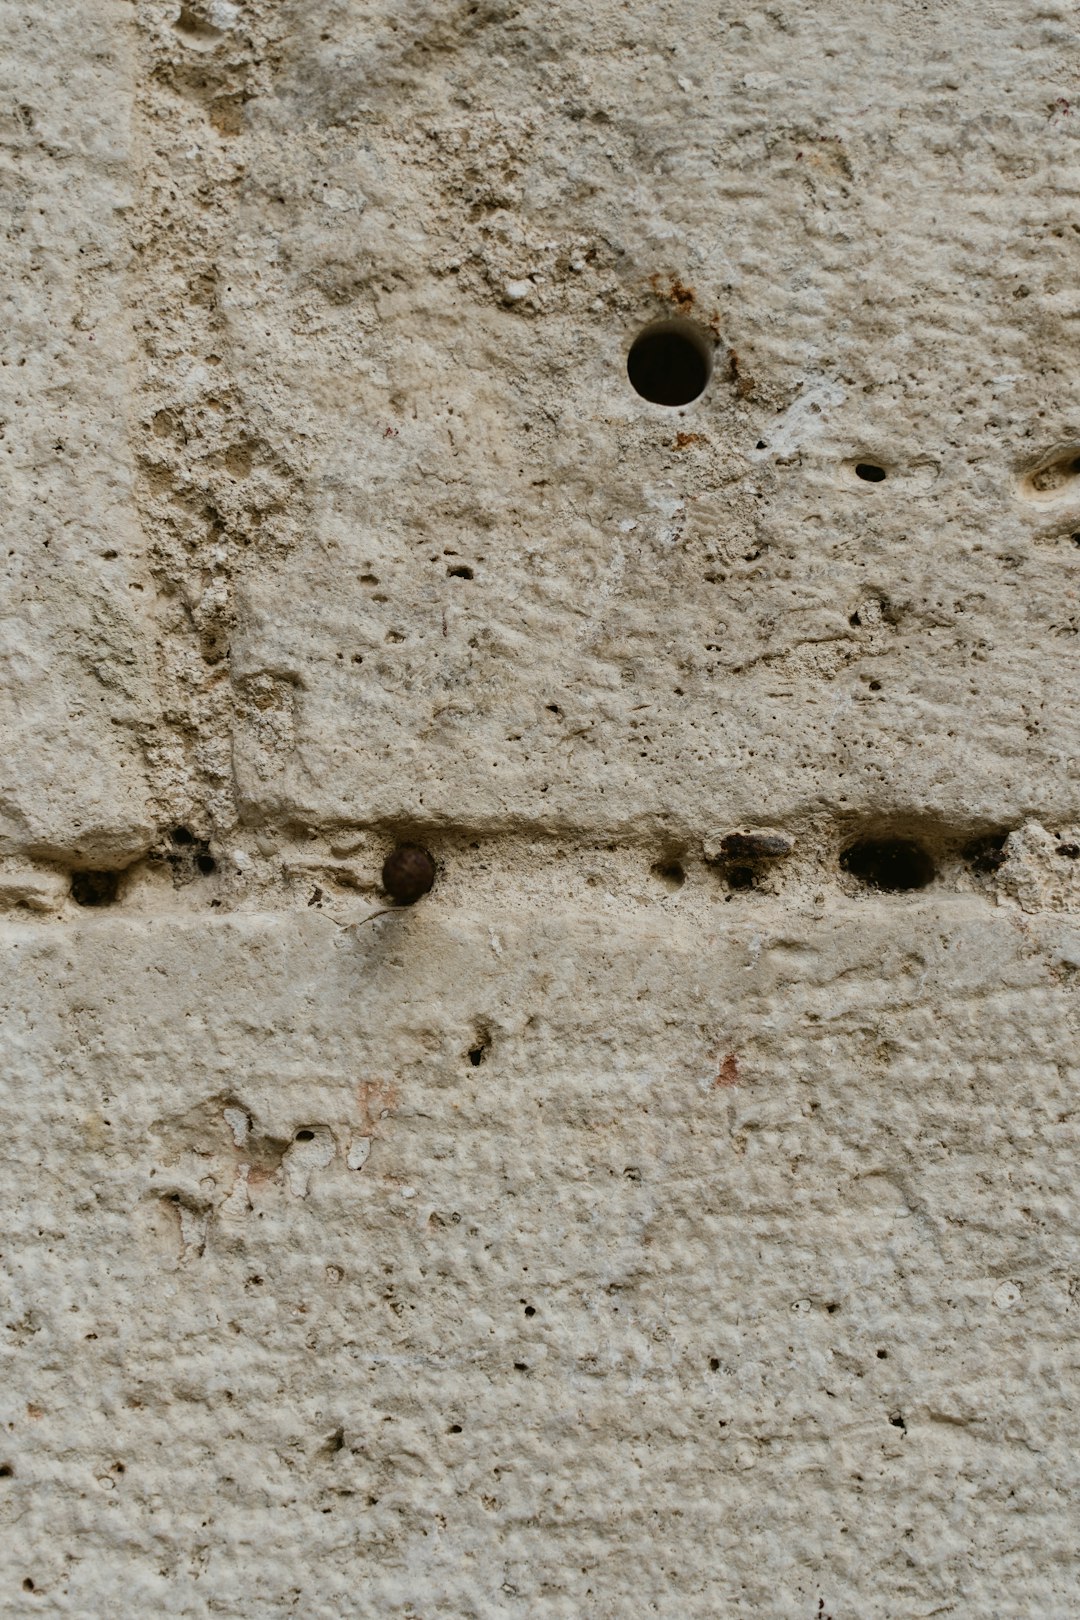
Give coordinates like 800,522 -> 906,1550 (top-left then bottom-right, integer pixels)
992,1281 -> 1022,1312
283,1129 -> 335,1198
347,1138 -> 372,1172
223,1106 -> 249,1147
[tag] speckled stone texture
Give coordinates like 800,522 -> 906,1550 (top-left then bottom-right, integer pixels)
2,0 -> 1080,1615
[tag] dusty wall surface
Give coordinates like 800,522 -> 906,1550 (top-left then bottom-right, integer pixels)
2,0 -> 1080,1614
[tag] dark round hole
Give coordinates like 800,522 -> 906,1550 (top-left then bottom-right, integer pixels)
382,843 -> 436,903
295,1129 -> 315,1141
854,462 -> 887,482
196,853 -> 216,875
841,837 -> 935,892
651,859 -> 685,891
71,871 -> 120,907
171,826 -> 194,846
627,322 -> 711,407
726,865 -> 755,890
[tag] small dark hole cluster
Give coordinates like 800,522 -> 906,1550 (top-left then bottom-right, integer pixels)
168,826 -> 217,880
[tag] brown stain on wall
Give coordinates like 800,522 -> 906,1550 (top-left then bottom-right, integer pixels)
715,1053 -> 740,1088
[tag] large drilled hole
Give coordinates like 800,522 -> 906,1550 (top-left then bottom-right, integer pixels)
854,462 -> 887,482
627,321 -> 711,407
841,838 -> 935,892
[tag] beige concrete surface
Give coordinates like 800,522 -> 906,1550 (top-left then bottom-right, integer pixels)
2,0 -> 1080,1614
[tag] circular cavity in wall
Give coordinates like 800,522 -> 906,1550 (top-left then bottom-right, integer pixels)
626,319 -> 713,407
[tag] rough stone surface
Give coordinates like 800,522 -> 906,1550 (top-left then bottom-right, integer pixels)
3,0 -> 1080,1614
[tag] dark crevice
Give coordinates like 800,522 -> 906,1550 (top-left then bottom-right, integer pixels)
467,1034 -> 490,1067
841,838 -> 935,892
70,870 -> 121,907
963,832 -> 1010,875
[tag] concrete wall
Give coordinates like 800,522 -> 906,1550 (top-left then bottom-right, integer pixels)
2,1 -> 1080,1613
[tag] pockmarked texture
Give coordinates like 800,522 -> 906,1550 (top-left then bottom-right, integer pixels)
3,906 -> 1080,1618
3,0 -> 1080,1614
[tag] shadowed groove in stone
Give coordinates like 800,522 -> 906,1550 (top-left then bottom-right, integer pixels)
840,837 -> 936,892
70,870 -> 121,907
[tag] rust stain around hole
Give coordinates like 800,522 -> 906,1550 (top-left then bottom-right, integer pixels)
650,272 -> 696,312
669,277 -> 696,311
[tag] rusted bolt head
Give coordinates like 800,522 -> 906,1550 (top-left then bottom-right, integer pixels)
381,843 -> 436,904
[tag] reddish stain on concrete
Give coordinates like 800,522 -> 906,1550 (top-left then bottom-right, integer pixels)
715,1053 -> 739,1088
358,1078 -> 398,1134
